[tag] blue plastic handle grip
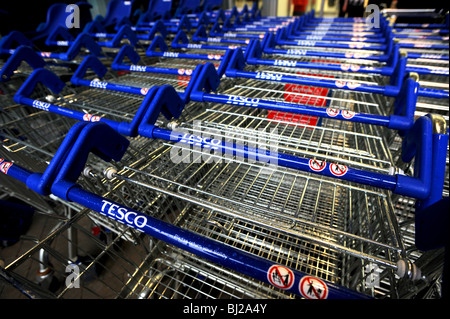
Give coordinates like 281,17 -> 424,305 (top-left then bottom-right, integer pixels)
0,155 -> 371,299
150,127 -> 399,191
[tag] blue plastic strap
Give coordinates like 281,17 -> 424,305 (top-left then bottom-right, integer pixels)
0,46 -> 46,82
146,35 -> 169,55
0,31 -> 34,54
109,25 -> 138,48
138,85 -> 186,138
31,122 -> 128,199
45,26 -> 75,46
147,20 -> 168,40
112,44 -> 141,69
71,55 -> 107,85
396,116 -> 433,200
14,68 -> 65,104
83,19 -> 108,34
63,33 -> 102,61
171,30 -> 190,47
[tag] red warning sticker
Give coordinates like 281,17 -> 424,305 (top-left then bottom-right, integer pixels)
309,159 -> 326,172
342,110 -> 356,119
299,276 -> 329,299
283,84 -> 329,107
329,163 -> 348,177
326,108 -> 340,117
140,87 -> 149,95
0,161 -> 13,174
177,75 -> 190,88
267,111 -> 319,129
267,265 -> 295,290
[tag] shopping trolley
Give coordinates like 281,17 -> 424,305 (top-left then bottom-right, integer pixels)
111,43 -> 235,84
1,3 -> 447,300
0,92 -> 447,298
0,31 -> 106,81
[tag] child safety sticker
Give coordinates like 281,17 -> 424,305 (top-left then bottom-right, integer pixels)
309,159 -> 326,172
329,163 -> 348,177
267,265 -> 295,290
299,276 -> 329,299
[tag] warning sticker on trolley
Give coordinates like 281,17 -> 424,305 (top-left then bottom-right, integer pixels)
0,160 -> 13,174
267,111 -> 320,129
308,159 -> 326,172
283,84 -> 329,107
140,88 -> 150,95
333,80 -> 361,90
299,276 -> 329,299
329,163 -> 348,177
341,110 -> 356,119
326,108 -> 340,117
177,75 -> 190,88
83,114 -> 102,122
267,265 -> 295,290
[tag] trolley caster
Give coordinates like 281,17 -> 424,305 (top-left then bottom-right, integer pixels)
36,266 -> 61,293
397,259 -> 422,281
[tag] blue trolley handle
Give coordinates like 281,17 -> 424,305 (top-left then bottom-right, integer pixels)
0,123 -> 371,299
0,31 -> 103,62
171,30 -> 249,52
226,48 -> 402,97
73,54 -> 207,103
14,67 -> 447,208
146,35 -> 226,61
246,39 -> 399,77
0,46 -> 46,81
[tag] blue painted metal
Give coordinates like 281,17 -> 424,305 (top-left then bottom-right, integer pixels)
0,125 -> 371,299
226,48 -> 402,97
0,46 -> 46,82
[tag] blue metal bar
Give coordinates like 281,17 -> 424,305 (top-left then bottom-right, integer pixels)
226,68 -> 393,96
0,157 -> 371,299
111,64 -> 190,76
276,38 -> 387,51
263,46 -> 387,62
418,87 -> 449,99
71,78 -> 150,96
146,50 -> 224,61
286,34 -> 387,43
15,96 -> 122,131
200,92 -> 392,127
247,55 -> 389,75
149,127 -> 398,191
407,52 -> 449,61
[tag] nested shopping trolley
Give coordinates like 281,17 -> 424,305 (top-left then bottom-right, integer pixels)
1,61 -> 448,298
1,6 -> 448,299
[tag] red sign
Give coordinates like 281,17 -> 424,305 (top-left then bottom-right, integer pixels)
267,265 -> 295,290
299,276 -> 329,299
